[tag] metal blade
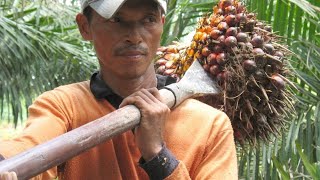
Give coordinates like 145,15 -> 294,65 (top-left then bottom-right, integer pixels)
165,60 -> 221,108
179,60 -> 220,95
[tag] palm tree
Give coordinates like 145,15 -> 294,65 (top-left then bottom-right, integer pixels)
0,0 -> 97,125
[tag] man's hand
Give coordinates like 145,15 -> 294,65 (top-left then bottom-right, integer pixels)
0,172 -> 18,180
119,88 -> 170,161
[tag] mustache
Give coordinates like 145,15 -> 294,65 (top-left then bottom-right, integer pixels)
114,45 -> 148,55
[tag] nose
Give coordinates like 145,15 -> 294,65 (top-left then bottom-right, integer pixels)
125,23 -> 143,44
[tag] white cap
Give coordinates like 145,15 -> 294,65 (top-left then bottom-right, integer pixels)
81,0 -> 167,19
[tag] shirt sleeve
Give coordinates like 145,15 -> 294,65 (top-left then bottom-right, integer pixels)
165,131 -> 237,180
0,91 -> 71,179
165,111 -> 238,180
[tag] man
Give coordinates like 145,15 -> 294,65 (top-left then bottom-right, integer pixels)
0,0 -> 238,179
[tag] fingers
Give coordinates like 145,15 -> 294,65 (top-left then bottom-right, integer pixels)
119,88 -> 163,108
0,172 -> 18,180
147,88 -> 163,102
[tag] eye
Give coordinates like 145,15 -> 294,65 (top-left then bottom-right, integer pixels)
143,16 -> 157,23
108,17 -> 121,23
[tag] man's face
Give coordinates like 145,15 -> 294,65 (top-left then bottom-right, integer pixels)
81,0 -> 164,79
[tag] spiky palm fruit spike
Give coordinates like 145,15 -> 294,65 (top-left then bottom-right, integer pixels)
154,0 -> 294,145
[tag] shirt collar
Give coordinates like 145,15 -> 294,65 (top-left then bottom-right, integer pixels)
90,71 -> 177,100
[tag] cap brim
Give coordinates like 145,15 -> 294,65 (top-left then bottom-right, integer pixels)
89,0 -> 167,19
90,0 -> 126,19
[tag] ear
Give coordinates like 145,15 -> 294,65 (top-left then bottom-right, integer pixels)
161,15 -> 165,24
76,13 -> 92,41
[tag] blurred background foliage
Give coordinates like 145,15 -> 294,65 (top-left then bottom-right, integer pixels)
0,0 -> 319,179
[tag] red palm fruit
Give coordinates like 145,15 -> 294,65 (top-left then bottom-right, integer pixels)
213,6 -> 224,15
243,60 -> 257,73
164,69 -> 175,76
164,53 -> 174,60
155,58 -> 168,66
212,45 -> 223,53
238,42 -> 246,49
251,36 -> 264,48
264,43 -> 275,55
225,6 -> 236,14
216,53 -> 227,65
216,71 -> 229,82
225,36 -> 238,48
236,2 -> 245,13
246,42 -> 254,49
236,13 -> 247,23
217,22 -> 229,31
157,46 -> 167,52
166,46 -> 178,53
217,35 -> 226,45
219,0 -> 233,9
271,74 -> 285,89
236,32 -> 249,42
201,47 -> 211,56
225,14 -> 237,26
165,60 -> 175,69
203,64 -> 210,72
274,51 -> 284,58
253,48 -> 265,56
210,29 -> 222,39
209,65 -> 221,76
207,53 -> 217,65
226,27 -> 238,37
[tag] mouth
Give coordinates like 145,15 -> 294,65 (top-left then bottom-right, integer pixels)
115,45 -> 148,57
120,51 -> 145,56
117,50 -> 147,61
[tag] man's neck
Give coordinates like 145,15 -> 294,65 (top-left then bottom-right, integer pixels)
100,68 -> 157,98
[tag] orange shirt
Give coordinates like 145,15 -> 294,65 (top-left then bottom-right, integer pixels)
0,81 -> 238,179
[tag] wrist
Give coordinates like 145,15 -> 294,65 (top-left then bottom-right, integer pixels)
139,144 -> 179,180
141,143 -> 163,161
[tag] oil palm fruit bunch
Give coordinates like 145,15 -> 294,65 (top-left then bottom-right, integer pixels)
155,41 -> 189,81
154,0 -> 295,144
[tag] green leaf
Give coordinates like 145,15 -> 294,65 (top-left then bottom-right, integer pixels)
272,156 -> 290,180
296,141 -> 320,178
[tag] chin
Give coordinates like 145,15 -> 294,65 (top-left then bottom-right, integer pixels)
119,65 -> 154,80
117,69 -> 146,79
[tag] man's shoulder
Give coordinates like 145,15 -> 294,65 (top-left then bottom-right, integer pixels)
170,98 -> 231,130
37,81 -> 92,102
54,81 -> 90,92
174,98 -> 225,117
